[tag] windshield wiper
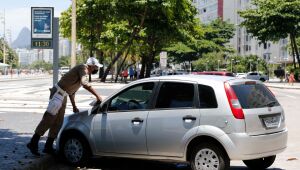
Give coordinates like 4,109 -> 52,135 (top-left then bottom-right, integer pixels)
265,101 -> 277,107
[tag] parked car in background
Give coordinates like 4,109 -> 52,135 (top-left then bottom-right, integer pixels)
192,71 -> 235,77
246,72 -> 269,82
236,73 -> 247,79
59,66 -> 70,76
57,75 -> 287,170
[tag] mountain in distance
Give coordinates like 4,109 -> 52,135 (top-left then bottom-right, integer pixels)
11,27 -> 31,49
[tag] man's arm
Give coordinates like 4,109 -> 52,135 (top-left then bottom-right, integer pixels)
82,84 -> 102,102
69,93 -> 79,113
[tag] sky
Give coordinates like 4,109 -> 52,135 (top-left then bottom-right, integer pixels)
0,0 -> 71,42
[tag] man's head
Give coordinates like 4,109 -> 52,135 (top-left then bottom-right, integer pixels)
86,57 -> 103,74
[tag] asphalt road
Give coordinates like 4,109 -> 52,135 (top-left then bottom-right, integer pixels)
0,78 -> 299,169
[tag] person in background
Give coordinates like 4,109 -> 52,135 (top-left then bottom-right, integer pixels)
27,57 -> 103,156
122,68 -> 128,83
289,70 -> 296,86
129,66 -> 134,81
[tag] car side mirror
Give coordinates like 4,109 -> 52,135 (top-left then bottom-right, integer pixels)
99,103 -> 108,113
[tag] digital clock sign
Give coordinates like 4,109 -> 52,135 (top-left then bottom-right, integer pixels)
31,7 -> 53,49
31,39 -> 52,49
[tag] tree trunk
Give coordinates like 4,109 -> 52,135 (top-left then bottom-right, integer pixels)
96,50 -> 104,79
145,51 -> 156,78
139,56 -> 146,79
115,48 -> 130,83
290,33 -> 300,68
290,34 -> 297,69
101,6 -> 147,82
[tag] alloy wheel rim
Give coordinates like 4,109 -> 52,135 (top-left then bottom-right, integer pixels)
194,148 -> 220,170
64,138 -> 83,163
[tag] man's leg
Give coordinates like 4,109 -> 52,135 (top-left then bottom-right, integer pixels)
27,111 -> 56,156
44,97 -> 67,154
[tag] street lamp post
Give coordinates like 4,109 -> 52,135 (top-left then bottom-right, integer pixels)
0,9 -> 6,64
249,59 -> 252,72
218,60 -> 220,71
71,0 -> 77,68
257,59 -> 259,73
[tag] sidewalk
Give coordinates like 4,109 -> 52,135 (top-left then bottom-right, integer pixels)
264,78 -> 300,90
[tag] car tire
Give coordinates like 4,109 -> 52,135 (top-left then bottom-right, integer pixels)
243,155 -> 276,169
190,143 -> 230,170
60,133 -> 91,166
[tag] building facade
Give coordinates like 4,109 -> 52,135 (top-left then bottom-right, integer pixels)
193,0 -> 290,64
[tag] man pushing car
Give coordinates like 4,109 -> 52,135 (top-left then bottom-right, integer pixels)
27,57 -> 103,156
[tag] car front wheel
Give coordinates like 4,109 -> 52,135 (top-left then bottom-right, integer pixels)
60,134 -> 90,166
190,143 -> 229,170
243,155 -> 276,169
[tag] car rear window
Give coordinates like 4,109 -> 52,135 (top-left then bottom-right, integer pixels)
198,85 -> 218,108
231,84 -> 279,109
155,82 -> 194,108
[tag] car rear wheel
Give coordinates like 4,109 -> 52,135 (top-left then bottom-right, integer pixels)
60,134 -> 90,166
243,155 -> 276,169
190,143 -> 229,170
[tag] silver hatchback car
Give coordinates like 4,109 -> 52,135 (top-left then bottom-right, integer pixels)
57,75 -> 287,170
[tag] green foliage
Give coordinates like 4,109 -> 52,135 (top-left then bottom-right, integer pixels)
239,0 -> 300,68
0,38 -> 18,67
193,52 -> 225,71
239,0 -> 300,42
29,60 -> 53,71
59,56 -> 71,67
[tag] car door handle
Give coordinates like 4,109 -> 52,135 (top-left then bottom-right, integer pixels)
131,117 -> 144,125
183,115 -> 196,122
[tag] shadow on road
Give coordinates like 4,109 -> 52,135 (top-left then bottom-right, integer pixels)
0,129 -> 43,169
54,157 -> 285,170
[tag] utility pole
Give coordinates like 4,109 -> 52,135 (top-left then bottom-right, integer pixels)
71,0 -> 77,68
1,9 -> 6,64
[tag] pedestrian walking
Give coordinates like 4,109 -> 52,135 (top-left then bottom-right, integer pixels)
122,68 -> 128,83
27,57 -> 103,156
289,70 -> 296,86
129,66 -> 134,81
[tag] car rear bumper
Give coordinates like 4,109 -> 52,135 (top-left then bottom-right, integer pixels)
222,128 -> 288,160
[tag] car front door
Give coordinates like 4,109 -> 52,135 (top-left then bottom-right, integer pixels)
93,82 -> 156,155
146,81 -> 200,157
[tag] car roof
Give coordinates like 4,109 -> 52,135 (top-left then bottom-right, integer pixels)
135,75 -> 236,84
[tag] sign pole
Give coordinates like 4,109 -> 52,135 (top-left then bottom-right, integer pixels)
53,18 -> 59,85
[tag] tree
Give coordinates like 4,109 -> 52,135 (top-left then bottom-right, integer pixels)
0,38 -> 18,67
239,0 -> 300,69
165,19 -> 235,70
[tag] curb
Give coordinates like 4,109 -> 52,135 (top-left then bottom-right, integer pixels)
24,155 -> 55,170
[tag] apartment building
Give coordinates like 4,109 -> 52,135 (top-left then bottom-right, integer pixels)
192,0 -> 290,63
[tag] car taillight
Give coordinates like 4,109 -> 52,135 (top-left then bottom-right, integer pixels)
224,82 -> 244,119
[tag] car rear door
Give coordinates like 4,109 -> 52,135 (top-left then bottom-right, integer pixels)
230,81 -> 286,135
146,81 -> 200,157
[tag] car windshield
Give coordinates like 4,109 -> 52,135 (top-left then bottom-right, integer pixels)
231,83 -> 279,109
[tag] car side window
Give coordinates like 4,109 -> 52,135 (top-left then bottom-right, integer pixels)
108,82 -> 155,112
155,82 -> 194,108
198,84 -> 218,108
